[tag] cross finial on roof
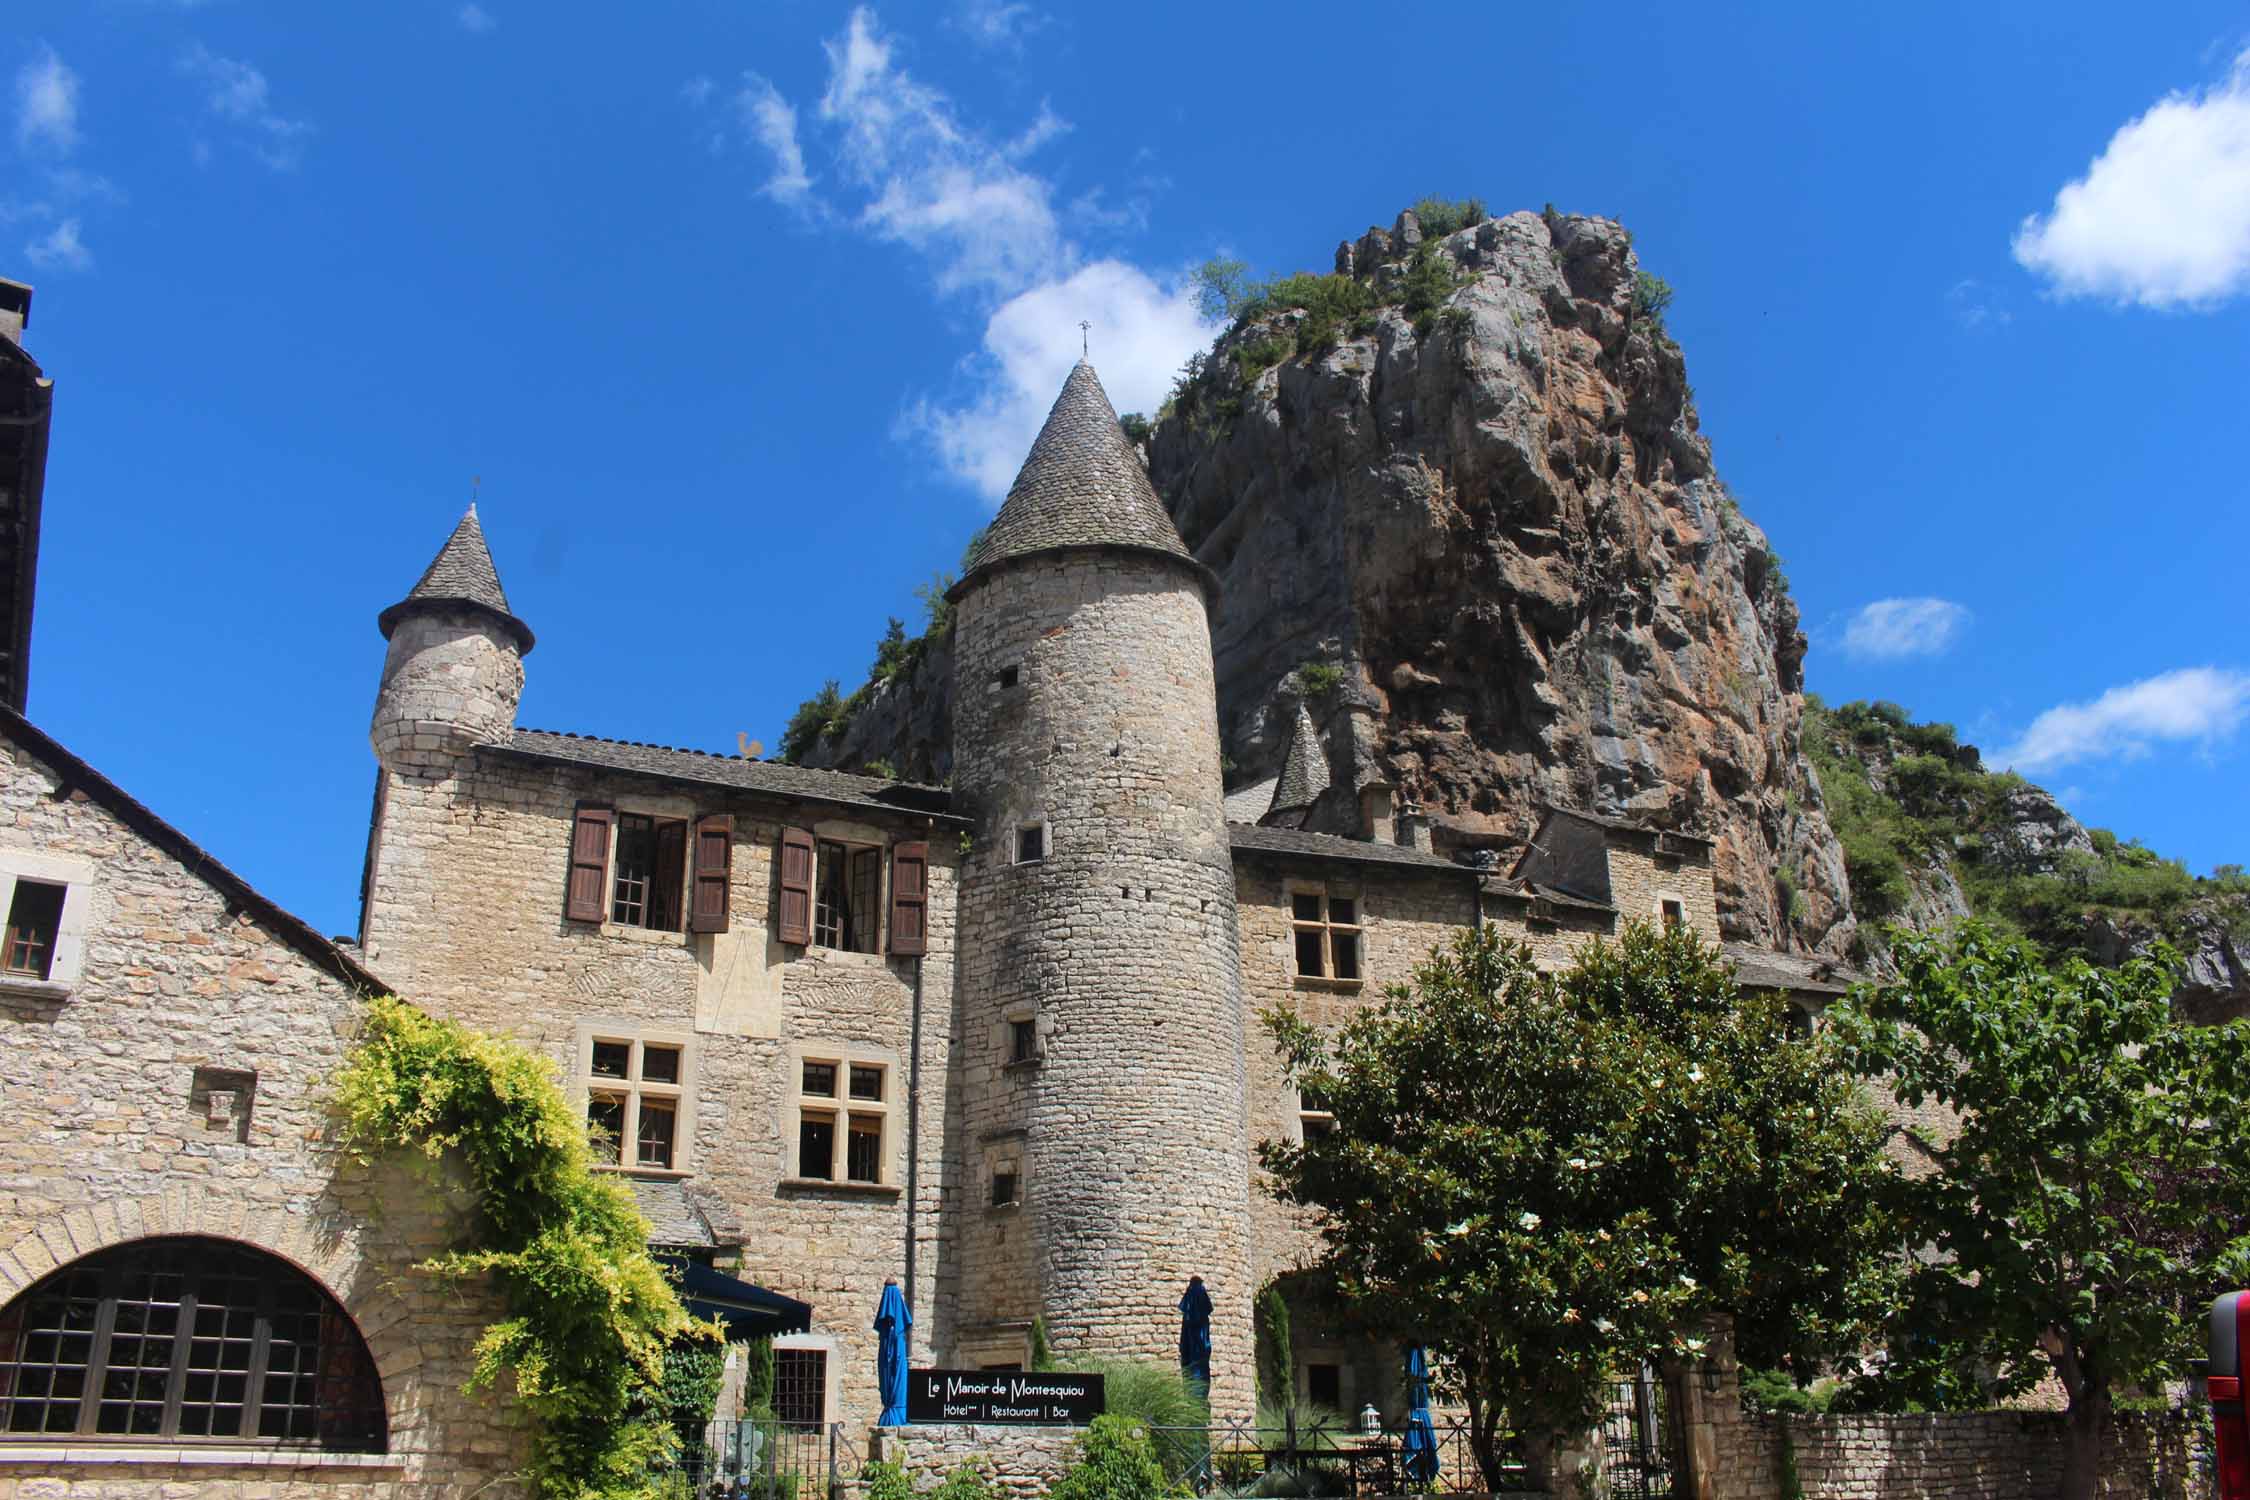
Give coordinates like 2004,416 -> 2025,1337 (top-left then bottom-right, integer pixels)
1079,319 -> 1091,358
470,475 -> 481,516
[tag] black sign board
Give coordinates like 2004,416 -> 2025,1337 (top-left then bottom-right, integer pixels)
905,1369 -> 1105,1426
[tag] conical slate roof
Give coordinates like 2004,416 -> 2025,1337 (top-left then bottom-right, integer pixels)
377,505 -> 535,653
1267,705 -> 1332,816
953,362 -> 1213,599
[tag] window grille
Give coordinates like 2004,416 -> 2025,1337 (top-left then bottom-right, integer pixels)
1291,891 -> 1362,982
774,1348 -> 827,1425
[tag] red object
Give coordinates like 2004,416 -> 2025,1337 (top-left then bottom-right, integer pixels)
2214,1292 -> 2250,1500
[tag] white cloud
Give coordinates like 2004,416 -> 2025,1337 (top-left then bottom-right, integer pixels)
1998,667 -> 2250,773
14,44 -> 80,156
178,44 -> 312,170
908,259 -> 1210,497
728,7 -> 1211,500
457,5 -> 497,34
954,0 -> 1046,51
24,216 -> 90,271
1840,597 -> 1971,661
737,76 -> 812,206
2013,47 -> 2250,308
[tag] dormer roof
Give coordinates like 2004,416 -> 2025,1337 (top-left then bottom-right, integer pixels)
377,505 -> 535,653
952,362 -> 1213,599
1267,705 -> 1332,817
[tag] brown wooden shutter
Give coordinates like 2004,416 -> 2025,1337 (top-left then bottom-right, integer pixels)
888,840 -> 929,957
690,814 -> 734,933
566,805 -> 614,923
777,827 -> 816,946
653,819 -> 688,931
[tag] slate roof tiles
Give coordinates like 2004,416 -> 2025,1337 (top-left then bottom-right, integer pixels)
377,506 -> 536,653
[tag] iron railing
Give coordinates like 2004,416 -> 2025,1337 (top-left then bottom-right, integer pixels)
1146,1413 -> 1535,1497
1599,1372 -> 1678,1500
663,1418 -> 843,1500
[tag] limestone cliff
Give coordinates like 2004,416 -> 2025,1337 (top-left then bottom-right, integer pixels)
807,205 -> 1858,956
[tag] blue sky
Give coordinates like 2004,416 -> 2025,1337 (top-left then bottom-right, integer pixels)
9,1 -> 2248,939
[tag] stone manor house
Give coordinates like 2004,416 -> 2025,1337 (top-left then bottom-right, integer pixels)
0,284 -> 1851,1496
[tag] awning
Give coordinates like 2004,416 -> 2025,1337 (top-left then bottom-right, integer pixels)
672,1259 -> 813,1339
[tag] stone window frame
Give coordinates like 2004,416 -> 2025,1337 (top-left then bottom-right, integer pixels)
999,1003 -> 1047,1073
983,1131 -> 1026,1214
0,850 -> 94,1001
573,1022 -> 696,1176
784,1041 -> 903,1194
1286,879 -> 1364,991
1013,819 -> 1049,865
770,1333 -> 839,1426
593,791 -> 702,945
800,817 -> 896,960
1299,1344 -> 1354,1413
1655,892 -> 1687,931
1293,1082 -> 1337,1145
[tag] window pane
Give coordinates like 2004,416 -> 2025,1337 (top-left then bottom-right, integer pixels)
1332,931 -> 1360,981
802,1061 -> 836,1097
990,1172 -> 1018,1207
846,1116 -> 882,1183
1010,1020 -> 1037,1064
612,814 -> 655,927
813,841 -> 848,949
1295,928 -> 1325,977
588,1094 -> 626,1164
1327,897 -> 1357,926
798,1115 -> 835,1179
590,1041 -> 631,1080
1291,892 -> 1323,922
775,1349 -> 827,1425
641,1045 -> 681,1085
848,848 -> 881,953
636,1100 -> 676,1169
1017,826 -> 1044,863
1661,900 -> 1684,929
848,1064 -> 884,1101
3,880 -> 64,979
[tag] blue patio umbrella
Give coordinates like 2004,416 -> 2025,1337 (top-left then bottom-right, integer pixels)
1178,1276 -> 1213,1386
1401,1345 -> 1439,1489
875,1279 -> 912,1427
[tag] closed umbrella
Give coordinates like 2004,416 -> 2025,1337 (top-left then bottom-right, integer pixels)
875,1279 -> 912,1427
1178,1276 -> 1213,1387
1401,1345 -> 1439,1489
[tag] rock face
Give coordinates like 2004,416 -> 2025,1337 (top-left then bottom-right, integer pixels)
813,207 -> 1858,955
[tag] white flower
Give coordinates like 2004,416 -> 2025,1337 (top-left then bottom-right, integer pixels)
1594,1318 -> 1616,1334
1686,1067 -> 1703,1083
1678,1275 -> 1698,1289
1517,1211 -> 1542,1231
1566,1157 -> 1588,1171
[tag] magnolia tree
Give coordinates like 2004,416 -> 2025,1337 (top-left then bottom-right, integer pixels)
1260,923 -> 1894,1491
1831,924 -> 2250,1500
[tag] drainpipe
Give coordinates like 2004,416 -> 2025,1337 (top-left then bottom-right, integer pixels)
906,952 -> 923,1312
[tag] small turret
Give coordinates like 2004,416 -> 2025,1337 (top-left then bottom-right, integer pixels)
1261,705 -> 1331,828
369,506 -> 531,771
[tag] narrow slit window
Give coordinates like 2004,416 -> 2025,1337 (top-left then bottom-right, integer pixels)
2,880 -> 64,980
1010,1019 -> 1038,1065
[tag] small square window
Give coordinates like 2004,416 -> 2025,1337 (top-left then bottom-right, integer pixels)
991,1171 -> 1019,1207
849,1064 -> 885,1102
590,1041 -> 632,1080
3,880 -> 65,981
798,1114 -> 836,1179
1291,892 -> 1323,922
1660,899 -> 1685,930
1017,825 -> 1045,863
642,1045 -> 682,1086
1306,1363 -> 1342,1411
997,665 -> 1019,689
802,1061 -> 837,1097
846,1115 -> 883,1183
1010,1019 -> 1038,1065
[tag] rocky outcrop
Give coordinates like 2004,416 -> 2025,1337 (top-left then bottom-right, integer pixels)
812,206 -> 1861,955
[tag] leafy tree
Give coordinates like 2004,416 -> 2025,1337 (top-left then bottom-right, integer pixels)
781,681 -> 844,763
1254,1281 -> 1294,1410
1630,272 -> 1675,338
1261,924 -> 1893,1491
1118,412 -> 1152,444
1830,924 -> 2250,1500
1191,257 -> 1256,324
1399,244 -> 1462,332
1411,196 -> 1487,237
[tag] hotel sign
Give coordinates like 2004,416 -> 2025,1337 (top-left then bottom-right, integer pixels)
905,1369 -> 1105,1425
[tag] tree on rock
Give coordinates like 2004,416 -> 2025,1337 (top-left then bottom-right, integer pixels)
1831,923 -> 2250,1500
1260,923 -> 1894,1492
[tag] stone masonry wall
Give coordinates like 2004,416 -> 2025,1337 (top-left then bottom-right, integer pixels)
369,607 -> 522,768
0,732 -> 525,1498
870,1423 -> 1082,1500
361,747 -> 959,1442
948,552 -> 1254,1419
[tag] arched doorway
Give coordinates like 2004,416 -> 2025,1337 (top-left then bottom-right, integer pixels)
0,1236 -> 385,1451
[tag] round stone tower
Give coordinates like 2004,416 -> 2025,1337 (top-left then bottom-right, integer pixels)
948,363 -> 1254,1414
369,505 -> 533,772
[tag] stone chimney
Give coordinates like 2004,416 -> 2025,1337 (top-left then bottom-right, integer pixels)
1359,782 -> 1395,845
0,281 -> 30,347
1397,803 -> 1434,853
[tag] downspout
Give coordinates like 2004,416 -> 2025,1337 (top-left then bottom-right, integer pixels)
906,953 -> 924,1311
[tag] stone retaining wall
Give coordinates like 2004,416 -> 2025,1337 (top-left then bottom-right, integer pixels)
869,1424 -> 1083,1500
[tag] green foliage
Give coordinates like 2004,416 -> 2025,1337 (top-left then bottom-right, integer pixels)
1051,1414 -> 1183,1500
1829,924 -> 2250,1489
1631,271 -> 1675,338
873,617 -> 914,684
1031,1315 -> 1054,1372
1192,257 -> 1257,324
930,1463 -> 1001,1500
862,1460 -> 913,1500
1400,244 -> 1462,332
1248,273 -> 1376,353
1291,662 -> 1344,699
741,1336 -> 776,1421
1411,196 -> 1487,238
1076,1359 -> 1209,1434
1119,412 -> 1152,444
1737,1367 -> 1837,1416
781,680 -> 846,763
1260,923 -> 1894,1490
864,757 -> 897,780
1253,1283 -> 1293,1410
333,996 -> 713,1500
1234,334 -> 1295,381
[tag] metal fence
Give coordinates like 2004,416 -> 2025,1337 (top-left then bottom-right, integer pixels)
1146,1413 -> 1535,1498
663,1418 -> 843,1500
1599,1372 -> 1678,1500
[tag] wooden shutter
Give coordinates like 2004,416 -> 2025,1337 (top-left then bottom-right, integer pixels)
690,814 -> 734,933
777,827 -> 816,946
888,840 -> 929,957
566,805 -> 614,923
654,819 -> 687,931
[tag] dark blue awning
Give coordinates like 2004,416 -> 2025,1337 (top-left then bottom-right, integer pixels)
673,1260 -> 812,1339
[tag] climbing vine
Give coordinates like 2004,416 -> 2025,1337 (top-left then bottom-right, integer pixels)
334,995 -> 716,1500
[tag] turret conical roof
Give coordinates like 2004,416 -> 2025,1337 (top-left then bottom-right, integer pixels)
1267,705 -> 1333,817
377,506 -> 535,653
953,362 -> 1213,599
